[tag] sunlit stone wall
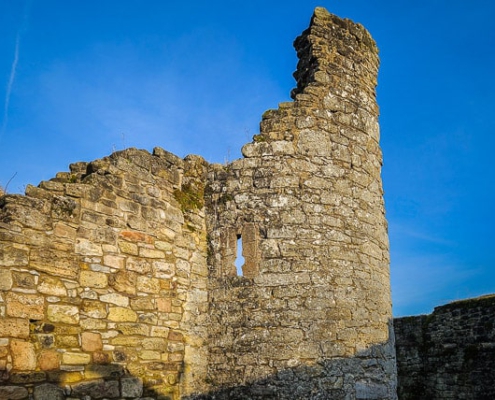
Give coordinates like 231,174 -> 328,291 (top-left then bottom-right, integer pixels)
204,7 -> 396,399
0,7 -> 397,400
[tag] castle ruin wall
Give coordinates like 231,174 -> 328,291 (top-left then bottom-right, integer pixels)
0,7 -> 397,400
0,149 -> 210,399
394,295 -> 495,400
203,8 -> 396,399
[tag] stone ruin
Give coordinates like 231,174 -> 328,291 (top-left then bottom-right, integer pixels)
0,7 -> 398,400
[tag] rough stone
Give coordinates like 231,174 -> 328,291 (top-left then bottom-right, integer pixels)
39,349 -> 60,371
107,306 -> 137,322
0,269 -> 13,290
11,340 -> 37,370
81,332 -> 103,352
6,292 -> 44,320
0,318 -> 30,338
33,383 -> 65,400
37,275 -> 67,296
71,379 -> 120,398
0,386 -> 29,400
99,292 -> 129,307
79,270 -> 108,288
47,305 -> 80,324
121,376 -> 144,397
62,352 -> 91,365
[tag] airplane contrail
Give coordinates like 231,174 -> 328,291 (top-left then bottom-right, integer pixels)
0,0 -> 32,142
1,35 -> 21,139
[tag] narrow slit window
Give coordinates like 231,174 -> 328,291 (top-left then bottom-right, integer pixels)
235,235 -> 245,276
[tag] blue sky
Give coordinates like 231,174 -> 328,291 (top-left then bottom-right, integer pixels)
1,0 -> 494,317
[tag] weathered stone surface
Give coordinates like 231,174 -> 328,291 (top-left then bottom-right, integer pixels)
395,295 -> 495,400
6,292 -> 44,319
136,276 -> 160,293
71,379 -> 119,398
0,318 -> 30,338
107,306 -> 137,322
0,244 -> 29,267
47,305 -> 79,324
33,383 -> 65,400
0,386 -> 29,400
121,376 -> 144,397
62,352 -> 91,365
81,300 -> 107,319
79,270 -> 108,288
81,332 -> 103,352
0,268 -> 13,290
39,350 -> 60,371
74,238 -> 102,256
11,340 -> 36,370
37,275 -> 67,296
99,292 -> 129,307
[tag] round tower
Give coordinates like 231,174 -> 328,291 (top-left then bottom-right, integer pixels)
205,7 -> 396,399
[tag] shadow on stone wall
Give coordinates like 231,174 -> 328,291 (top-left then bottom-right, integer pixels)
0,341 -> 396,399
394,295 -> 495,400
185,340 -> 397,400
0,362 -> 180,400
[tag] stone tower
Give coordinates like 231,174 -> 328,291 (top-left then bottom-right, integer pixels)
204,7 -> 396,399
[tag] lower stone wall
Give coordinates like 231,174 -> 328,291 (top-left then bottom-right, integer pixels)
394,295 -> 495,400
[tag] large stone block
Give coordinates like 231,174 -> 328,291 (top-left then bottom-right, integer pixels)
81,300 -> 108,319
80,270 -> 108,288
99,292 -> 129,307
108,306 -> 137,322
11,340 -> 36,371
71,379 -> 120,398
103,254 -> 125,269
0,243 -> 29,267
139,247 -> 165,259
37,275 -> 67,296
0,386 -> 29,400
39,350 -> 60,371
47,305 -> 80,324
121,376 -> 143,397
109,270 -> 137,295
81,332 -> 103,352
33,383 -> 65,400
6,292 -> 44,320
30,249 -> 78,279
0,318 -> 29,338
136,276 -> 160,293
75,238 -> 103,256
62,352 -> 91,365
0,269 -> 13,290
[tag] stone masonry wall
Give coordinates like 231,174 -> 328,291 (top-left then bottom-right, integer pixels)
394,295 -> 495,400
0,7 -> 397,400
0,148 -> 210,399
201,8 -> 396,399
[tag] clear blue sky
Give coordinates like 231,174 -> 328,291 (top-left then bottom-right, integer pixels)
1,0 -> 494,317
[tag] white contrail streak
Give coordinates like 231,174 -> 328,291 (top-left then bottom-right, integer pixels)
1,0 -> 32,142
1,34 -> 21,139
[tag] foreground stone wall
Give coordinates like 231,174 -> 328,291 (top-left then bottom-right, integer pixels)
202,8 -> 396,399
394,295 -> 495,400
0,7 -> 397,400
0,148 -> 209,399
